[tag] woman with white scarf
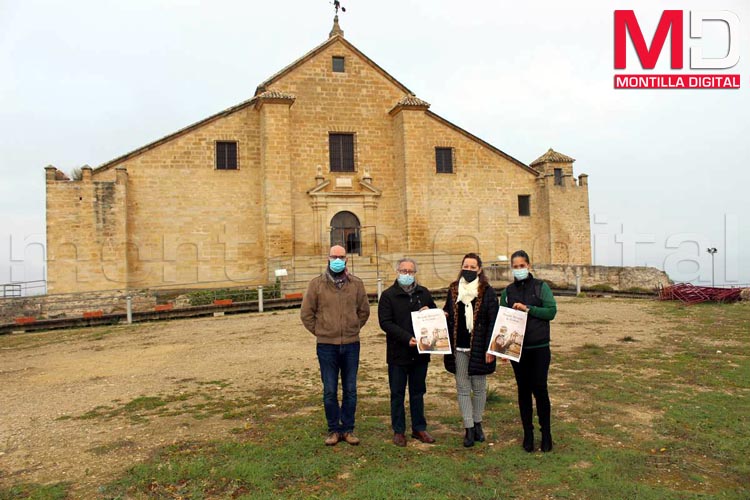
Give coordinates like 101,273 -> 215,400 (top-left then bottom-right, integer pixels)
443,253 -> 499,447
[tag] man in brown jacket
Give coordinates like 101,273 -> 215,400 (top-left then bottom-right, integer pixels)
300,245 -> 371,446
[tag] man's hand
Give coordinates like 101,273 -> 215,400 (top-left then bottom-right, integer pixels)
419,306 -> 429,311
512,303 -> 529,312
485,353 -> 495,363
409,338 -> 417,347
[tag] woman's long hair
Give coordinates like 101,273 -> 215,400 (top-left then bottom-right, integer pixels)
455,252 -> 490,285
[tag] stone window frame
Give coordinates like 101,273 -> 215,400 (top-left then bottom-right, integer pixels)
518,195 -> 531,216
435,146 -> 455,174
328,132 -> 357,173
332,56 -> 346,73
554,168 -> 563,186
215,140 -> 239,170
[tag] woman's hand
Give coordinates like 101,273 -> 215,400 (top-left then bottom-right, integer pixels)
512,303 -> 530,313
485,353 -> 495,363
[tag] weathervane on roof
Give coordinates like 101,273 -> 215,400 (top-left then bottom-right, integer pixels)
332,0 -> 346,14
329,0 -> 346,37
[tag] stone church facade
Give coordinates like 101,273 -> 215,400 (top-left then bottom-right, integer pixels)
44,19 -> 591,294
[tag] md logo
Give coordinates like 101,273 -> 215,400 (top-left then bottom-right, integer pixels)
615,10 -> 740,70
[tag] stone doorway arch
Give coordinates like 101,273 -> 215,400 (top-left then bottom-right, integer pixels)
330,211 -> 361,256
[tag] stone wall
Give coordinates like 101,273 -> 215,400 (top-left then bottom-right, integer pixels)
485,264 -> 672,292
0,289 -> 156,324
45,166 -> 129,293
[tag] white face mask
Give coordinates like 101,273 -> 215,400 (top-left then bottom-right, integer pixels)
397,274 -> 415,286
512,268 -> 529,281
329,258 -> 346,273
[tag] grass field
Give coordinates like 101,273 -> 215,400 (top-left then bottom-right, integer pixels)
1,299 -> 748,499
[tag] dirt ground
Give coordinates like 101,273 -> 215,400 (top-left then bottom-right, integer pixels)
0,297 -> 674,495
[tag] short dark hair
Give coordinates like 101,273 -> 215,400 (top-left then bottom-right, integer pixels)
510,250 -> 530,265
457,252 -> 489,285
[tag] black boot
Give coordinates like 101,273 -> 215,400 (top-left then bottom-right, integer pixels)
541,431 -> 553,452
473,422 -> 485,442
522,429 -> 534,452
463,427 -> 475,447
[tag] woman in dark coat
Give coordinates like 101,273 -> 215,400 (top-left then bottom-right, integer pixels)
443,253 -> 498,447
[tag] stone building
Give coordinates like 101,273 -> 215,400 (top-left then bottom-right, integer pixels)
44,18 -> 591,294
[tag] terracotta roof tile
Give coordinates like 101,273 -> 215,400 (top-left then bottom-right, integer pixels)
397,95 -> 431,107
530,148 -> 576,166
256,90 -> 296,100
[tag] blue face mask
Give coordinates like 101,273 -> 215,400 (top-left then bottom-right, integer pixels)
329,258 -> 346,273
397,274 -> 415,286
512,268 -> 529,281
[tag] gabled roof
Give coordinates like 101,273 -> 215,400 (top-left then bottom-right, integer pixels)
254,33 -> 413,96
94,32 -> 414,174
530,148 -> 576,166
425,111 -> 538,175
92,24 -> 535,177
93,96 -> 260,173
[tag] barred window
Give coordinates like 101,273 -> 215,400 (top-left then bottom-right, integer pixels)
518,195 -> 531,216
216,141 -> 238,170
329,133 -> 355,172
435,147 -> 453,174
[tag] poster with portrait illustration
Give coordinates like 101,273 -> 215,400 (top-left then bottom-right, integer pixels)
411,309 -> 452,355
487,306 -> 528,362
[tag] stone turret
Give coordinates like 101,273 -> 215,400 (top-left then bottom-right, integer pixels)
531,148 -> 591,265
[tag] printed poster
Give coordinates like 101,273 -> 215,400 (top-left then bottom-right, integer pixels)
411,308 -> 452,355
487,306 -> 528,362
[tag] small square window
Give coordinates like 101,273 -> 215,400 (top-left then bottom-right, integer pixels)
518,195 -> 531,216
216,141 -> 238,170
435,147 -> 453,174
332,56 -> 345,73
554,168 -> 563,186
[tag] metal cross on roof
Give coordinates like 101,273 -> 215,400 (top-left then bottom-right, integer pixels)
333,0 -> 346,14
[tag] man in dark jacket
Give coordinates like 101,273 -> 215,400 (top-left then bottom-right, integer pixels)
378,258 -> 438,447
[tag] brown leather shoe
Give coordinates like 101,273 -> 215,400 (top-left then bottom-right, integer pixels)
411,430 -> 436,444
341,432 -> 360,446
393,433 -> 407,447
324,432 -> 340,446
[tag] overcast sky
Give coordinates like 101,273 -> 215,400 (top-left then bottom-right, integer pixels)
1,0 -> 748,289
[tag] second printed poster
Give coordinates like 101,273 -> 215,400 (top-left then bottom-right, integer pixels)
487,306 -> 528,362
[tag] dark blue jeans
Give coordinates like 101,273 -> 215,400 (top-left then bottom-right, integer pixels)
388,362 -> 428,434
317,342 -> 360,434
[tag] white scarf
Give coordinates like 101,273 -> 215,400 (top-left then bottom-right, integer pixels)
457,277 -> 479,333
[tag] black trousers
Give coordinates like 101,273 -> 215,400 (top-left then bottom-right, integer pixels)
511,346 -> 551,433
388,362 -> 428,434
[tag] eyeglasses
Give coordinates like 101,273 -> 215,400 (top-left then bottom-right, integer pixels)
397,270 -> 416,275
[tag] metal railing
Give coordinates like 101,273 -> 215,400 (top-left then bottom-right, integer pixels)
1,280 -> 47,298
